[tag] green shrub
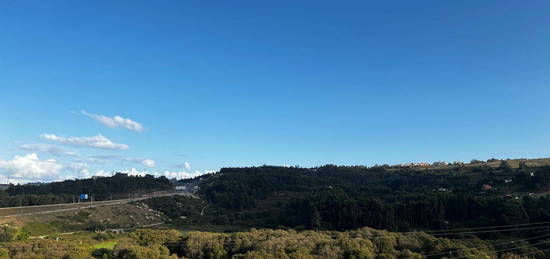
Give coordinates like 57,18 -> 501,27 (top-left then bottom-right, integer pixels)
0,226 -> 15,242
94,232 -> 115,241
21,222 -> 57,236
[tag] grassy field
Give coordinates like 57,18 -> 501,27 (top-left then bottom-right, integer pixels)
93,241 -> 118,249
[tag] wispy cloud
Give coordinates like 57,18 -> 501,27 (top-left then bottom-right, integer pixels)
121,157 -> 156,167
77,155 -> 155,167
81,110 -> 143,132
41,134 -> 129,150
184,161 -> 191,170
18,144 -> 79,157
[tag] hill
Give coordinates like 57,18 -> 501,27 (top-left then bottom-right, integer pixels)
186,160 -> 550,234
3,158 -> 550,257
0,173 -> 173,207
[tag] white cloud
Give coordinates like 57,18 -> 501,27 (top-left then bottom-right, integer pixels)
41,134 -> 129,150
77,155 -> 155,167
184,162 -> 191,170
18,144 -> 79,156
162,169 -> 213,180
79,169 -> 90,178
93,170 -> 112,177
141,159 -> 156,167
91,168 -> 214,180
0,152 -> 208,184
0,153 -> 62,180
82,110 -> 143,132
18,145 -> 155,168
82,168 -> 152,178
118,168 -> 148,177
0,153 -> 88,182
79,169 -> 113,178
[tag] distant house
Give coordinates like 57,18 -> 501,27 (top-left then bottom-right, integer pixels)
415,163 -> 430,166
400,162 -> 430,167
482,184 -> 493,191
504,195 -> 519,200
432,161 -> 448,167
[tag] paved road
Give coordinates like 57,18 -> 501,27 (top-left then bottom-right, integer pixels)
0,192 -> 178,218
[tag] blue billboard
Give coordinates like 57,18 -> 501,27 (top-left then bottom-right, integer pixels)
79,194 -> 88,199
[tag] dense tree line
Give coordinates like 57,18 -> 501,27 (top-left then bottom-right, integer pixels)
0,192 -> 70,207
201,166 -> 320,210
0,173 -> 172,207
199,165 -> 550,233
285,189 -> 532,232
3,228 -> 546,258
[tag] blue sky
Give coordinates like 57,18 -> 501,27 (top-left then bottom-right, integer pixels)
1,1 -> 550,182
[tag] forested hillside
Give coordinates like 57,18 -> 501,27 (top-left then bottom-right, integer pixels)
2,160 -> 550,258
198,161 -> 550,233
0,173 -> 172,207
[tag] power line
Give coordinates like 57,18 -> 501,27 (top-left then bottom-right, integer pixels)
341,226 -> 550,239
137,225 -> 550,247
277,221 -> 550,240
424,232 -> 550,258
424,221 -> 550,234
430,225 -> 550,237
513,247 -> 550,258
447,239 -> 550,259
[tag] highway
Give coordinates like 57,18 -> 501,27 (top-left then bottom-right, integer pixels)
0,192 -> 178,218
